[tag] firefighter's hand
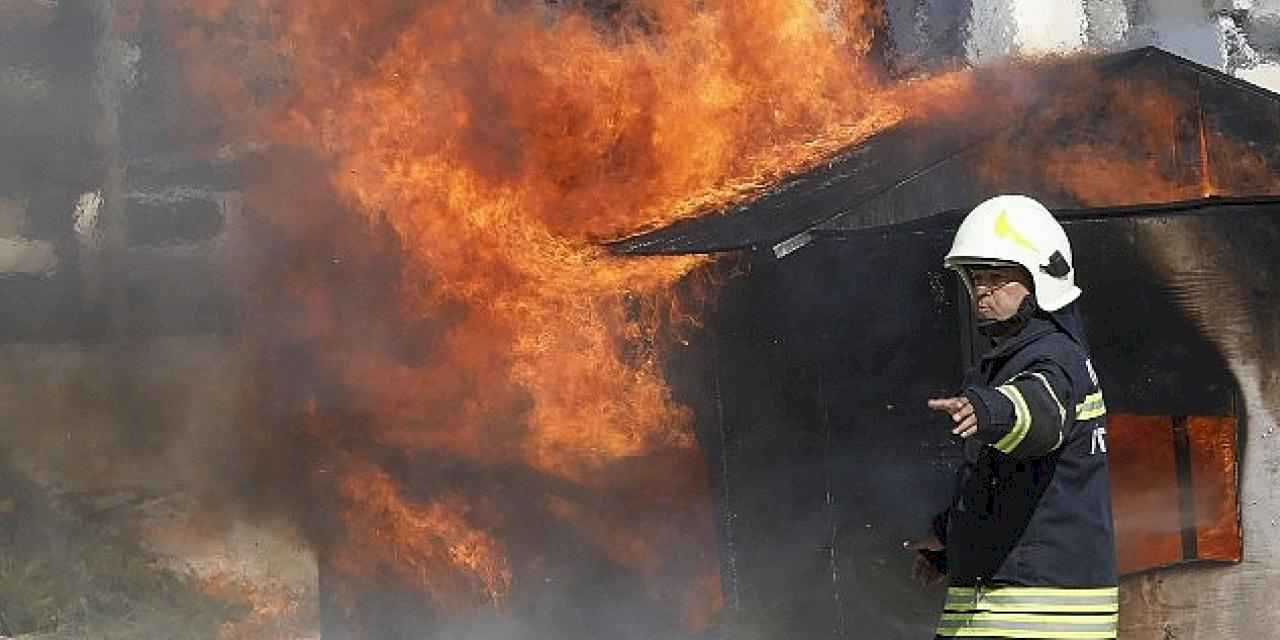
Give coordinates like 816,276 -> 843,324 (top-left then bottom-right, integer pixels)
906,537 -> 945,586
928,396 -> 978,439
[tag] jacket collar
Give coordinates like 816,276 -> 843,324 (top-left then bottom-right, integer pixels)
981,311 -> 1059,363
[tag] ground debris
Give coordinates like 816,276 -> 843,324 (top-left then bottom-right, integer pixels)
0,454 -> 243,639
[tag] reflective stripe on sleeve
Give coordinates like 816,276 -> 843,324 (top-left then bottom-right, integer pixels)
1021,372 -> 1066,425
1015,371 -> 1067,451
992,385 -> 1031,454
1075,391 -> 1107,421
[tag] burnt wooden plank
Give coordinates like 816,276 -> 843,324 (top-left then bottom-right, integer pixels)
609,119 -> 1000,255
1172,416 -> 1200,561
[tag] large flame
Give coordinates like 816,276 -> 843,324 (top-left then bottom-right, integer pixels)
131,0 -> 983,633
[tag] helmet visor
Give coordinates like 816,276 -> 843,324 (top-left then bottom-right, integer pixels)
947,260 -> 1027,302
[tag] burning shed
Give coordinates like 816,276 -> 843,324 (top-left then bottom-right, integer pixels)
614,47 -> 1280,639
8,1 -> 1280,637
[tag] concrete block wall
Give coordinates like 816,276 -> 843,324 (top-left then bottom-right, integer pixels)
0,0 -> 244,340
0,4 -> 315,638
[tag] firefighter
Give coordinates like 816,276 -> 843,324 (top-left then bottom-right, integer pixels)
911,195 -> 1118,639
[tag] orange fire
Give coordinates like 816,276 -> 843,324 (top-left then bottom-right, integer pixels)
135,0 -> 982,633
217,0 -> 969,467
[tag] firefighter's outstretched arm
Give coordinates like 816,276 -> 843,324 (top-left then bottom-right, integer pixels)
960,359 -> 1072,458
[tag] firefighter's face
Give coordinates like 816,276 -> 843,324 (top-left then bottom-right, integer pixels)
969,266 -> 1031,321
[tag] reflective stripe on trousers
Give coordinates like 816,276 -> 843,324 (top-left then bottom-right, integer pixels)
936,586 -> 1118,639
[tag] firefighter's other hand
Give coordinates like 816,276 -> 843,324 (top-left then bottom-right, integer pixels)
928,396 -> 978,439
906,538 -> 946,586
911,552 -> 946,586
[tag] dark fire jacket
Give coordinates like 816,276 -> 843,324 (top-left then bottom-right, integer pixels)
931,302 -> 1118,639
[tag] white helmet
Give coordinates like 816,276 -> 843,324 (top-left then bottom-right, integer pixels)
944,195 -> 1080,312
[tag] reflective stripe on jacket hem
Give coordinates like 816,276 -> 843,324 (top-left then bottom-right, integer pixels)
936,612 -> 1118,638
937,586 -> 1119,639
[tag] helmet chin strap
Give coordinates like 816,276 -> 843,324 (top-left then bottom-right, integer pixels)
977,295 -> 1039,339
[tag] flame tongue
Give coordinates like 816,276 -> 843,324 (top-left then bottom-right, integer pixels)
335,465 -> 512,608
